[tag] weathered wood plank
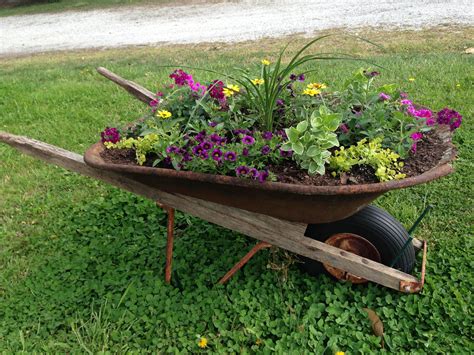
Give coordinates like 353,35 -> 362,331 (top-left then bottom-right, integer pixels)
0,132 -> 421,292
96,67 -> 155,104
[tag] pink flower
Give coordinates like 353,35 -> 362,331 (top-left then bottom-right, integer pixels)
379,93 -> 391,101
401,99 -> 413,106
411,132 -> 423,141
149,99 -> 159,107
339,124 -> 349,133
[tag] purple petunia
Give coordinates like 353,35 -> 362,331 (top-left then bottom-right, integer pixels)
289,73 -> 297,81
192,145 -> 204,156
261,145 -> 271,155
279,149 -> 293,158
201,141 -> 213,150
437,108 -> 462,131
298,74 -> 305,82
195,130 -> 207,143
262,131 -> 273,140
100,127 -> 120,143
208,121 -> 218,127
224,151 -> 237,161
258,170 -> 269,183
276,99 -> 285,107
211,148 -> 222,161
242,148 -> 249,157
248,168 -> 259,178
235,165 -> 250,176
166,145 -> 179,154
242,135 -> 255,145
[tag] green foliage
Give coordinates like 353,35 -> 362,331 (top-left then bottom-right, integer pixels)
1,35 -> 473,353
282,106 -> 341,175
329,137 -> 406,182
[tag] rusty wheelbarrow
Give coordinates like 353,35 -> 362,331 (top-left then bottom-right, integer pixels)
0,67 -> 457,293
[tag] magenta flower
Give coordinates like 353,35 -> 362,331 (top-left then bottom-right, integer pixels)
401,99 -> 413,106
411,132 -> 423,141
379,93 -> 391,101
100,127 -> 120,143
149,99 -> 159,107
400,92 -> 408,99
339,124 -> 349,133
211,148 -> 222,161
437,108 -> 462,131
242,135 -> 255,145
415,109 -> 432,118
262,131 -> 273,140
224,151 -> 237,161
169,69 -> 193,86
235,165 -> 249,176
426,117 -> 436,126
156,91 -> 164,97
298,74 -> 305,82
208,80 -> 226,101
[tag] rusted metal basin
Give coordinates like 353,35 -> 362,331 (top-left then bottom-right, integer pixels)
84,127 -> 455,224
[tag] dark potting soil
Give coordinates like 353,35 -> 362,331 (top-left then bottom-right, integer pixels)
100,131 -> 449,186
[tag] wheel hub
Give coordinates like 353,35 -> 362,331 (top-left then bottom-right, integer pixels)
323,233 -> 381,284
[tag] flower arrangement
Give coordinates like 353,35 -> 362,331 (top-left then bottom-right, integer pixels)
100,38 -> 462,185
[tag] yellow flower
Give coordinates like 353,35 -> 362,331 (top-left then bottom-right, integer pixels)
456,83 -> 461,88
223,84 -> 240,97
307,82 -> 327,90
261,59 -> 270,66
251,78 -> 265,85
335,352 -> 345,355
302,88 -> 321,96
157,110 -> 172,119
198,337 -> 208,348
408,77 -> 415,82
256,338 -> 263,345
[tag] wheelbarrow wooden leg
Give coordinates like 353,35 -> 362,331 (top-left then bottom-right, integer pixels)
218,242 -> 272,284
157,202 -> 175,284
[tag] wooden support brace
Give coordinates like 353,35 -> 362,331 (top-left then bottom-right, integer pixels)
0,131 -> 423,293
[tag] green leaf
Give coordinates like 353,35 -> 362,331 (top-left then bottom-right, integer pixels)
296,120 -> 308,133
306,145 -> 320,157
292,141 -> 304,155
286,127 -> 300,143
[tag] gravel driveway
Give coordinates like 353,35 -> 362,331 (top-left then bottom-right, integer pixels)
0,0 -> 472,56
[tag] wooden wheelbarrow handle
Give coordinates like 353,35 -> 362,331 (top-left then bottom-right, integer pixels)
97,67 -> 155,104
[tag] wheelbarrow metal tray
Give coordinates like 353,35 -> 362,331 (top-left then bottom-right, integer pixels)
84,131 -> 455,224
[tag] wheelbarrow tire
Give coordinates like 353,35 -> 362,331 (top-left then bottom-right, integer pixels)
300,205 -> 415,277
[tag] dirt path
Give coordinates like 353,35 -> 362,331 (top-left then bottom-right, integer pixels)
0,0 -> 472,56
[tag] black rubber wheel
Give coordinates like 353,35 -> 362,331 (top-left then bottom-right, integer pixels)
300,205 -> 415,277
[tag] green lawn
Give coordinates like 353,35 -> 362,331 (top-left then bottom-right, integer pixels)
0,0 -> 184,17
1,29 -> 473,353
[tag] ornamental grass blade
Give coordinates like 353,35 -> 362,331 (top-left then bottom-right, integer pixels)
363,308 -> 384,348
